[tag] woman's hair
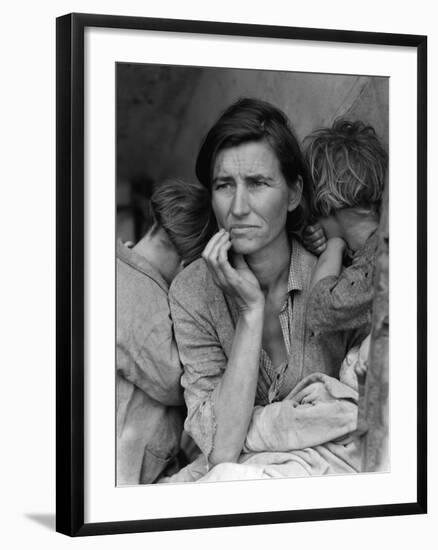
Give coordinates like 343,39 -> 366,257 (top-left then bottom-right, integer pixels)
195,97 -> 311,236
304,119 -> 388,217
150,178 -> 216,265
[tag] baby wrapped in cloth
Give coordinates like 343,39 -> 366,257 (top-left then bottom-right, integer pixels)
161,336 -> 370,483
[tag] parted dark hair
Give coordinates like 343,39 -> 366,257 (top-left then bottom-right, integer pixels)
304,119 -> 388,217
150,178 -> 216,265
195,97 -> 311,236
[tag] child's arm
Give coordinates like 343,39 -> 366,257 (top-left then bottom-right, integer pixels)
310,237 -> 346,290
306,238 -> 376,335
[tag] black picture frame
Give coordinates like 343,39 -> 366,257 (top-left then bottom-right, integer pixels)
56,12 -> 427,537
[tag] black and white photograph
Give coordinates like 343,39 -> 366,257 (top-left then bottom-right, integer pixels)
116,63 -> 389,487
2,0 -> 434,547
54,11 -> 426,537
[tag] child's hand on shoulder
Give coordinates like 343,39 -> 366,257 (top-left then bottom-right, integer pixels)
303,222 -> 327,256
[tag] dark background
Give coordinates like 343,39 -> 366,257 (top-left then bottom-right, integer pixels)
116,63 -> 388,242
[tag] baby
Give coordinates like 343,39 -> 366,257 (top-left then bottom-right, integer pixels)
303,119 -> 387,381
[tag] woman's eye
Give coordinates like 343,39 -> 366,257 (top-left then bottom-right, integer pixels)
214,182 -> 232,191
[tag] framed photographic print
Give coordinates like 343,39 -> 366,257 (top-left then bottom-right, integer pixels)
56,12 -> 427,536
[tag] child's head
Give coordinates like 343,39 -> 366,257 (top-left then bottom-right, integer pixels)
149,178 -> 216,266
304,119 -> 387,218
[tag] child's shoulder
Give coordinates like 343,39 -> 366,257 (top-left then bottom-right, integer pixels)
351,229 -> 379,266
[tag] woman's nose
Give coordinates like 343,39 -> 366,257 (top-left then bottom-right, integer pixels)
230,186 -> 250,217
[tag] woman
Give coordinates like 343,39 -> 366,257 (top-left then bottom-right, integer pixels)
169,99 -> 363,477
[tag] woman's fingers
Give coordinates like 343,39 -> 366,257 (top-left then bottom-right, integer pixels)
203,230 -> 233,288
202,231 -> 263,308
202,228 -> 226,260
202,229 -> 228,272
217,237 -> 233,269
208,231 -> 231,268
216,241 -> 238,288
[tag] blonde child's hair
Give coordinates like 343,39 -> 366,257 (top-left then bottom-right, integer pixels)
304,119 -> 387,217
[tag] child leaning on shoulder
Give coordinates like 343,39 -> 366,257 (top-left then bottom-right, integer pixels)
303,119 -> 387,379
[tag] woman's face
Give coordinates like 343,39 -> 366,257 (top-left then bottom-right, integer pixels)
211,140 -> 301,256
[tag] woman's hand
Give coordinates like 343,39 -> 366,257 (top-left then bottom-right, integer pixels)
202,229 -> 265,313
303,223 -> 327,256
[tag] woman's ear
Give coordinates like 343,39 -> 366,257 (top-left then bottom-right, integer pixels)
287,176 -> 303,212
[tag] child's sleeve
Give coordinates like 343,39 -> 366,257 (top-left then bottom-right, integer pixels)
306,248 -> 376,333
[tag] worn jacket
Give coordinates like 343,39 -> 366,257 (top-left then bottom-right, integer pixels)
117,240 -> 184,485
306,230 -> 379,334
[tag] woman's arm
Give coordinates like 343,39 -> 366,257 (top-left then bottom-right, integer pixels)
208,307 -> 263,464
170,229 -> 271,465
201,230 -> 265,465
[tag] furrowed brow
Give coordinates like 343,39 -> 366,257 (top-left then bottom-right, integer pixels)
212,175 -> 234,184
246,174 -> 274,181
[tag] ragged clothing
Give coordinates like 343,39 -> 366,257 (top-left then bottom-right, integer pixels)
117,240 -> 185,485
160,348 -> 365,484
306,230 -> 379,335
169,239 -> 365,463
243,372 -> 358,453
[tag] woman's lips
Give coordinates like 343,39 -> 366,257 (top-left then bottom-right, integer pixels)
229,225 -> 257,231
229,226 -> 258,239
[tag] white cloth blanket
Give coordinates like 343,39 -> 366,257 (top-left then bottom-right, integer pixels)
161,342 -> 368,484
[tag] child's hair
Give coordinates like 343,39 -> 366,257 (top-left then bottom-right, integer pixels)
304,119 -> 388,217
149,178 -> 216,265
